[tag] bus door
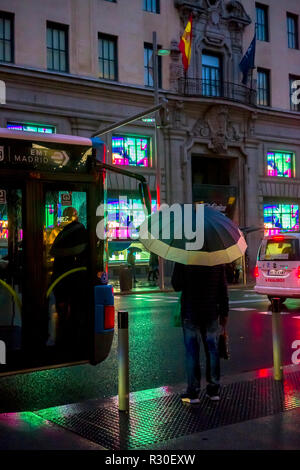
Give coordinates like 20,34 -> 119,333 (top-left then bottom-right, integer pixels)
0,185 -> 23,358
43,184 -> 91,359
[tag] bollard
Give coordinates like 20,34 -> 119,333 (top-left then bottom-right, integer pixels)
271,297 -> 283,381
118,310 -> 129,411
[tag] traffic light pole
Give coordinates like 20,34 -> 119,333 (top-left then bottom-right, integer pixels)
153,31 -> 165,290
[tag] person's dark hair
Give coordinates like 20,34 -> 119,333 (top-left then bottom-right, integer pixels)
63,206 -> 78,222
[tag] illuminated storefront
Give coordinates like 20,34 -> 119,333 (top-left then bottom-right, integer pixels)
112,135 -> 150,167
263,203 -> 299,235
106,197 -> 157,264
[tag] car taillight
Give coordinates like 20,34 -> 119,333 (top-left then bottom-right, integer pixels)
104,305 -> 115,330
254,266 -> 259,278
297,267 -> 300,279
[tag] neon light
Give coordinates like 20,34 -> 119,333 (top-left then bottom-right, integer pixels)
7,122 -> 55,134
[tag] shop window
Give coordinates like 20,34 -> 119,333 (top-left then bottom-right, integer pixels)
263,203 -> 299,235
106,197 -> 157,241
7,122 -> 56,134
267,151 -> 295,178
112,135 -> 151,167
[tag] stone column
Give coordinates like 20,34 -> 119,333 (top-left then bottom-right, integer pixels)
244,142 -> 261,274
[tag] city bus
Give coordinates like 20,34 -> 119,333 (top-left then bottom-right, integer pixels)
0,128 -> 151,375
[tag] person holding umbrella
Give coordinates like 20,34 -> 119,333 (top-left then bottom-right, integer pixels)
139,203 -> 247,403
172,262 -> 228,403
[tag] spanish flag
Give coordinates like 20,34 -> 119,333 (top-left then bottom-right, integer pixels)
179,15 -> 193,72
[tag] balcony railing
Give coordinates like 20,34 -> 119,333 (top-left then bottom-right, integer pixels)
178,78 -> 256,106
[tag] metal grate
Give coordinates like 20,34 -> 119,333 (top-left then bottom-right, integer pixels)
36,371 -> 300,450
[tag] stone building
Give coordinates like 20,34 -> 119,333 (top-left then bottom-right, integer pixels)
0,0 -> 300,276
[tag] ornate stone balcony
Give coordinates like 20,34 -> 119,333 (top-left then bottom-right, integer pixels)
178,78 -> 256,106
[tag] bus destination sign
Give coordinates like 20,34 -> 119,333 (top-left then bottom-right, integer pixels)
0,143 -> 90,173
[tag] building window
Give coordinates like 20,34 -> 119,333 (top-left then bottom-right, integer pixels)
257,68 -> 270,106
0,12 -> 13,63
256,3 -> 269,41
144,43 -> 162,88
289,75 -> 300,111
98,34 -> 118,81
263,203 -> 299,235
112,135 -> 150,167
267,151 -> 295,178
143,0 -> 160,14
47,22 -> 68,72
202,53 -> 221,96
287,13 -> 298,49
7,122 -> 56,133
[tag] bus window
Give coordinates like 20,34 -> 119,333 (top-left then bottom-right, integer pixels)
44,190 -> 88,354
0,188 -> 23,352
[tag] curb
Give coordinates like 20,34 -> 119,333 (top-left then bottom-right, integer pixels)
114,288 -> 174,296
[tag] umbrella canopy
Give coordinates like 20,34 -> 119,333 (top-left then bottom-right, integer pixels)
139,204 -> 247,266
127,242 -> 143,253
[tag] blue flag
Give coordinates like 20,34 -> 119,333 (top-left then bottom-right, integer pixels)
239,34 -> 256,85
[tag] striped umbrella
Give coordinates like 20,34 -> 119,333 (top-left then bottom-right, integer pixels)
139,204 -> 247,266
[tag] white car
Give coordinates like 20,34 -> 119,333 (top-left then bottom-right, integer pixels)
255,233 -> 300,303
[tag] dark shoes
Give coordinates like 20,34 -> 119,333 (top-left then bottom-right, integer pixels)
180,392 -> 200,404
206,384 -> 220,401
181,385 -> 221,404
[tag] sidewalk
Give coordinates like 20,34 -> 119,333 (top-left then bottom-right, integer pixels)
0,364 -> 299,450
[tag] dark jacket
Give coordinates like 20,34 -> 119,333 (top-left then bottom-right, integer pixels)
171,263 -> 229,325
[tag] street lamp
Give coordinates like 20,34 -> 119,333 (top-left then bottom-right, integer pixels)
152,31 -> 170,290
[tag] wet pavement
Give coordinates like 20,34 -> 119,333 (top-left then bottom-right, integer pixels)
0,287 -> 300,414
1,365 -> 300,450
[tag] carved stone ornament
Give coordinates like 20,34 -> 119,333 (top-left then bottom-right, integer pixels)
225,1 -> 251,26
192,105 -> 241,153
204,0 -> 225,47
206,0 -> 222,8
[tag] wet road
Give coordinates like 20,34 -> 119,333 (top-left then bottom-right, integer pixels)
0,288 -> 300,413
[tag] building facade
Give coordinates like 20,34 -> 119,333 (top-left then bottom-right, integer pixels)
1,0 -> 300,277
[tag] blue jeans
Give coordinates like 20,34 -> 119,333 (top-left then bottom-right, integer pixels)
182,318 -> 220,395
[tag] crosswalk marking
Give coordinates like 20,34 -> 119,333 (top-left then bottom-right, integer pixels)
258,311 -> 290,315
230,308 -> 256,311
